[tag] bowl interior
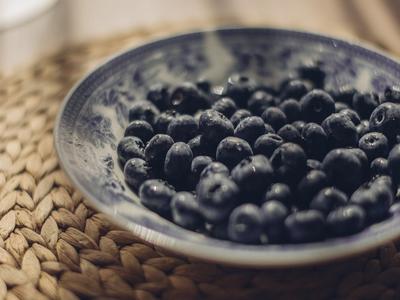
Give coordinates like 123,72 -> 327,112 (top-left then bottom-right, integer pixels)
55,28 -> 400,267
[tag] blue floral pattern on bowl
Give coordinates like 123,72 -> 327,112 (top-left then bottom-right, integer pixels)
55,28 -> 400,267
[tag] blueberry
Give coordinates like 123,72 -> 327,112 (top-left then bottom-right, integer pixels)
388,144 -> 400,182
230,109 -> 252,127
352,92 -> 380,119
228,204 -> 262,244
264,183 -> 292,207
327,205 -> 366,236
369,102 -> 400,141
280,79 -> 311,100
196,174 -> 240,223
139,179 -> 175,216
231,155 -> 274,196
356,120 -> 370,137
261,107 -> 288,130
200,162 -> 229,179
171,192 -> 202,229
370,157 -> 389,176
145,134 -> 174,168
322,148 -> 363,193
234,116 -> 266,145
226,74 -> 256,107
211,97 -> 238,118
277,124 -> 302,145
196,78 -> 211,93
279,99 -> 301,122
153,110 -> 179,133
350,183 -> 393,222
124,120 -> 154,143
216,137 -> 253,169
270,143 -> 307,186
301,123 -> 328,160
292,120 -> 306,132
264,123 -> 276,134
128,100 -> 160,125
300,90 -> 335,123
253,133 -> 284,158
188,135 -> 213,157
207,222 -> 229,240
298,61 -> 326,88
383,85 -> 400,103
146,83 -> 169,110
348,148 -> 370,181
260,200 -> 289,243
335,102 -> 350,112
191,156 -> 213,180
340,109 -> 361,125
164,142 -> 193,186
332,85 -> 357,105
285,210 -> 325,243
247,91 -> 275,115
167,115 -> 198,142
124,158 -> 151,189
358,132 -> 389,161
322,113 -> 358,148
306,159 -> 322,172
296,170 -> 329,208
199,109 -> 234,146
117,136 -> 145,166
310,187 -> 348,215
169,82 -> 209,114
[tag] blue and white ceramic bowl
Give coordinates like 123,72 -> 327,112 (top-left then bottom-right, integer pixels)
55,28 -> 400,267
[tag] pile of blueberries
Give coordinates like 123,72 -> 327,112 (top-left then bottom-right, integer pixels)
117,62 -> 400,244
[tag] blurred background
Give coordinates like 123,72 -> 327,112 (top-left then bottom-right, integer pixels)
1,0 -> 400,75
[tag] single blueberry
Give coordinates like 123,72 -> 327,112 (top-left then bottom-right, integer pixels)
146,82 -> 169,110
369,102 -> 400,141
216,137 -> 253,169
271,143 -> 307,186
310,187 -> 348,215
352,92 -> 380,119
231,155 -> 274,196
335,102 -> 350,112
171,192 -> 203,229
322,148 -> 364,193
277,124 -> 302,145
264,123 -> 276,134
340,109 -> 361,125
356,120 -> 370,137
169,82 -> 209,114
124,120 -> 154,143
188,135 -> 214,157
200,162 -> 229,179
139,179 -> 175,216
280,79 -> 311,100
261,107 -> 288,131
300,90 -> 335,123
301,123 -> 328,160
191,156 -> 213,180
306,159 -> 322,172
196,174 -> 240,223
247,91 -> 275,115
347,148 -> 370,181
199,109 -> 234,147
292,120 -> 306,132
279,99 -> 302,122
298,61 -> 326,88
196,78 -> 211,93
124,158 -> 151,189
145,134 -> 174,168
234,116 -> 266,145
228,204 -> 263,244
164,142 -> 193,186
322,113 -> 358,148
285,210 -> 325,243
211,97 -> 238,118
153,110 -> 179,134
383,85 -> 400,104
327,205 -> 366,236
370,157 -> 389,176
296,170 -> 329,208
117,136 -> 145,166
128,100 -> 160,125
260,200 -> 289,243
226,74 -> 256,107
167,114 -> 198,142
388,144 -> 400,183
264,183 -> 292,207
358,132 -> 389,161
230,109 -> 252,127
253,133 -> 284,158
331,85 -> 357,106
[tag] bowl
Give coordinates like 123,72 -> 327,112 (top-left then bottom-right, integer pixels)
55,27 -> 400,267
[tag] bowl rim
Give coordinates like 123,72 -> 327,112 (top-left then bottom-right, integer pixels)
54,26 -> 400,267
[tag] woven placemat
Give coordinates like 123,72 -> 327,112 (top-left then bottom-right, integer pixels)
1,25 -> 400,300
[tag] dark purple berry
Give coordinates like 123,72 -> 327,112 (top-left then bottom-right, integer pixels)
139,179 -> 175,216
117,136 -> 145,166
124,158 -> 151,189
327,205 -> 365,236
167,115 -> 198,142
352,92 -> 379,119
171,192 -> 202,229
124,120 -> 154,143
285,210 -> 325,243
216,137 -> 253,169
128,100 -> 160,125
145,134 -> 174,168
230,109 -> 252,127
300,90 -> 335,123
247,91 -> 275,115
228,204 -> 262,244
279,99 -> 301,122
310,187 -> 348,215
253,133 -> 284,158
234,116 -> 266,145
211,97 -> 237,118
358,132 -> 389,161
261,107 -> 287,130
